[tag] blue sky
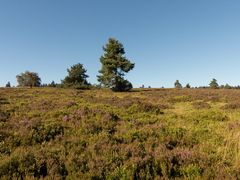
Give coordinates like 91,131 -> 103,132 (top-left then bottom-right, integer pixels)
1,0 -> 240,87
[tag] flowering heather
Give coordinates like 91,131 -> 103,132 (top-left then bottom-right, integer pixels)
0,88 -> 240,179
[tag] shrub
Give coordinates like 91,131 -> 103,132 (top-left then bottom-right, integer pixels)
169,95 -> 191,103
128,102 -> 163,114
30,122 -> 64,144
187,110 -> 229,122
0,110 -> 10,122
192,101 -> 211,109
222,102 -> 240,110
0,151 -> 38,179
179,164 -> 202,178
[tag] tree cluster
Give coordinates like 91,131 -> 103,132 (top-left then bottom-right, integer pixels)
14,38 -> 135,92
173,79 -> 238,89
10,38 -> 240,91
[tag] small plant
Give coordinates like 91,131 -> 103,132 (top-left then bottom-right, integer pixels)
30,122 -> 64,144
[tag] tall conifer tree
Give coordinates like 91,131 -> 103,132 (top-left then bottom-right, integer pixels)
98,38 -> 135,92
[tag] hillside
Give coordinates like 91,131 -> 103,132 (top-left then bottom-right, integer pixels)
1,88 -> 240,179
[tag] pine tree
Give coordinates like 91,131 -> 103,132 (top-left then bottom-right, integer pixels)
185,83 -> 191,88
174,80 -> 182,88
209,78 -> 219,89
5,82 -> 11,88
62,63 -> 89,89
224,83 -> 231,89
97,38 -> 135,92
48,81 -> 57,87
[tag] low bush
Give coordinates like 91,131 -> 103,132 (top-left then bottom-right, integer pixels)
128,102 -> 163,114
192,101 -> 211,109
222,102 -> 240,110
0,110 -> 10,122
30,122 -> 64,144
0,151 -> 38,179
187,110 -> 229,123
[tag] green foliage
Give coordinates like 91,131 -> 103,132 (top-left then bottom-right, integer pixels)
5,82 -> 11,88
209,78 -> 219,89
111,76 -> 133,92
0,149 -> 68,179
0,150 -> 38,179
48,80 -> 57,87
174,80 -> 182,88
224,83 -> 232,89
170,95 -> 191,103
179,164 -> 202,178
16,71 -> 41,87
97,38 -> 134,92
187,110 -> 229,123
62,63 -> 90,89
30,122 -> 64,144
185,83 -> 191,88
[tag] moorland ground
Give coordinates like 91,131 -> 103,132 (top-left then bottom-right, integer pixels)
1,88 -> 240,179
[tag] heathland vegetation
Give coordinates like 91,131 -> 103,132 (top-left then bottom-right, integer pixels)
1,88 -> 240,179
2,38 -> 240,179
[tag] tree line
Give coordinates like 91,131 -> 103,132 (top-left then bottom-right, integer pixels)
173,79 -> 239,89
9,38 -> 135,92
4,38 -> 239,91
139,79 -> 239,90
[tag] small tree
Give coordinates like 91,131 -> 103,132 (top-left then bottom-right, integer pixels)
97,38 -> 135,92
185,83 -> 191,88
16,71 -> 41,87
224,83 -> 231,89
209,78 -> 219,89
48,81 -> 57,87
62,63 -> 89,89
5,82 -> 11,88
41,83 -> 48,87
174,80 -> 182,88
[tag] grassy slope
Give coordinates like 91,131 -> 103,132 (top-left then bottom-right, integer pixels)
1,88 -> 240,179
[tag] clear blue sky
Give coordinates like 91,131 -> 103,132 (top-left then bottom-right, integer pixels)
1,0 -> 240,87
